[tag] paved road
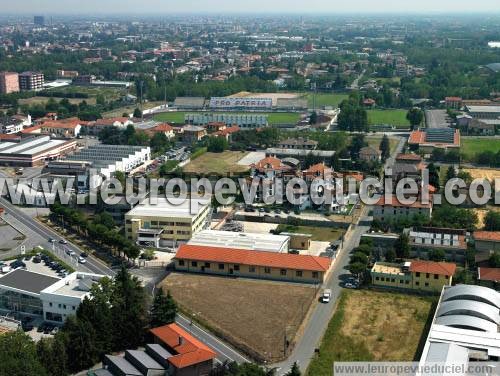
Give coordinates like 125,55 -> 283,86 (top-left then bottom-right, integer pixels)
273,135 -> 406,375
272,213 -> 371,375
425,109 -> 449,129
0,196 -> 112,276
349,69 -> 366,90
0,187 -> 248,365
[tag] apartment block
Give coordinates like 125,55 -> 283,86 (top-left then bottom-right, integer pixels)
0,72 -> 20,94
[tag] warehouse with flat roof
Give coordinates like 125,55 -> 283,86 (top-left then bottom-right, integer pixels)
188,230 -> 290,252
0,136 -> 77,167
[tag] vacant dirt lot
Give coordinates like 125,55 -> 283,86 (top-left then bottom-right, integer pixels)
183,151 -> 250,175
307,290 -> 435,376
159,273 -> 317,361
463,167 -> 500,182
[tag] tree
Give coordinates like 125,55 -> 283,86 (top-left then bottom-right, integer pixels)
309,111 -> 318,125
406,108 -> 424,130
150,132 -> 170,154
285,362 -> 301,376
350,134 -> 367,159
36,336 -> 68,376
348,261 -> 367,276
428,248 -> 446,262
63,316 -> 99,373
133,108 -> 142,118
0,331 -> 48,376
484,211 -> 500,231
111,266 -> 148,349
385,248 -> 396,262
207,136 -> 228,153
151,289 -> 178,327
427,163 -> 441,191
394,233 -> 410,259
350,252 -> 368,265
489,251 -> 500,268
379,134 -> 390,161
445,165 -> 456,181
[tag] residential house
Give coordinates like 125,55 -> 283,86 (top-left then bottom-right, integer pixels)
373,195 -> 433,222
359,146 -> 381,162
371,260 -> 456,293
478,267 -> 500,290
277,137 -> 318,150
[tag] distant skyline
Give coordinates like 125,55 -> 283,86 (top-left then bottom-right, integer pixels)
3,0 -> 500,15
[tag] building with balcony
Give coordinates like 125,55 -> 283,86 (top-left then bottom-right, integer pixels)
125,197 -> 211,248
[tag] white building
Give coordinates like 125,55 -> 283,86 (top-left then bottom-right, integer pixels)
40,272 -> 104,323
418,284 -> 500,373
0,269 -> 104,324
189,230 -> 290,253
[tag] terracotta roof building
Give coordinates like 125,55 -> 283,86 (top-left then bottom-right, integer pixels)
408,128 -> 460,153
174,244 -> 331,283
473,231 -> 500,254
150,323 -> 216,373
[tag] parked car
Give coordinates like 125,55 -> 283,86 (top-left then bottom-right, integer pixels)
33,256 -> 41,263
80,252 -> 88,258
59,239 -> 68,244
66,249 -> 75,256
344,282 -> 358,289
321,289 -> 332,303
78,257 -> 86,264
10,260 -> 26,269
48,238 -> 56,243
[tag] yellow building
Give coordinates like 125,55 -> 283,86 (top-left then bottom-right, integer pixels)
174,244 -> 331,284
125,197 -> 210,248
371,260 -> 456,293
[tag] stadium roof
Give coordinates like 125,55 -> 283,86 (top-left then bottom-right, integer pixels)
189,230 -> 290,252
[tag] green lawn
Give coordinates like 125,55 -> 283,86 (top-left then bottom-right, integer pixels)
276,224 -> 343,242
153,111 -> 300,125
461,138 -> 500,159
306,93 -> 348,108
365,135 -> 399,154
367,109 -> 410,127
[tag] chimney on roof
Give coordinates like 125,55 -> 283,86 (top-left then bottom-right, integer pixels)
178,336 -> 184,346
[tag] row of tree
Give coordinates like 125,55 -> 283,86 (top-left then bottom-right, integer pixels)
50,203 -> 141,261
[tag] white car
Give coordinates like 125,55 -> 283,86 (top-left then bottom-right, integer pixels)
66,249 -> 76,256
321,289 -> 332,303
78,256 -> 86,264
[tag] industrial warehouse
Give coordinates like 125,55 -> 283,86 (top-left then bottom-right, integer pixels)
0,136 -> 77,167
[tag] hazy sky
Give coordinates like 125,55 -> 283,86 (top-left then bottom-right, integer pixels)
3,0 -> 500,14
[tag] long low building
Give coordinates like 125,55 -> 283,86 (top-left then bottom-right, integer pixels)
0,136 -> 77,167
418,284 -> 500,371
174,243 -> 331,283
46,144 -> 151,189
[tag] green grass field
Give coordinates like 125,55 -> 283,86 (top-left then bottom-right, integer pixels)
276,224 -> 343,242
461,138 -> 500,159
153,111 -> 300,125
306,93 -> 348,108
367,109 -> 410,127
306,290 -> 435,376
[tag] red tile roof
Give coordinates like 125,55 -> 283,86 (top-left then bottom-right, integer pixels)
252,156 -> 289,172
215,126 -> 240,137
408,130 -> 426,145
150,323 -> 216,369
409,260 -> 456,276
396,153 -> 422,162
478,267 -> 500,282
473,231 -> 500,242
375,195 -> 432,209
175,244 -> 331,272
